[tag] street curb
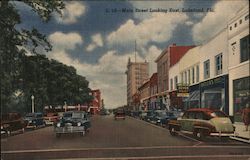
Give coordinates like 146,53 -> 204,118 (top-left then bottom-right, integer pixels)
230,136 -> 250,144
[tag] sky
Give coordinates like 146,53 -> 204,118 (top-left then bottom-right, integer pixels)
15,0 -> 248,109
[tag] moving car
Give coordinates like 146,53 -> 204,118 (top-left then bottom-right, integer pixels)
44,112 -> 59,125
1,112 -> 27,136
168,108 -> 235,140
114,109 -> 126,120
54,111 -> 91,137
24,112 -> 45,129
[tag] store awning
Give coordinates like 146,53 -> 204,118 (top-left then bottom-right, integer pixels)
183,91 -> 200,102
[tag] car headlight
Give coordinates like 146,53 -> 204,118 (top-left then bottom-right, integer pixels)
157,120 -> 161,122
29,120 -> 32,123
1,126 -> 3,129
77,122 -> 81,126
56,123 -> 61,127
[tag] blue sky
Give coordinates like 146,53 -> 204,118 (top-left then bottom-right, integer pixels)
15,0 -> 248,109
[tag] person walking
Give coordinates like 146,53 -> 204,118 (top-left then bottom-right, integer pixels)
242,103 -> 250,131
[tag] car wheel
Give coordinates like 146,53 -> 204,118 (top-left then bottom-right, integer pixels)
56,133 -> 61,138
169,126 -> 177,136
194,130 -> 204,140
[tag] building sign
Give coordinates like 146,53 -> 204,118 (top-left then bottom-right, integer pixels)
177,84 -> 189,97
200,76 -> 223,88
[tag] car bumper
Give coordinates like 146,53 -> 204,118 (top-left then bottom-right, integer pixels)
210,132 -> 235,137
55,126 -> 85,133
44,120 -> 54,125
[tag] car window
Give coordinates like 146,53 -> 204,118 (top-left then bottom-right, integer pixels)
37,114 -> 42,118
188,112 -> 195,119
182,112 -> 189,119
63,112 -> 72,118
195,112 -> 203,119
72,112 -> 83,118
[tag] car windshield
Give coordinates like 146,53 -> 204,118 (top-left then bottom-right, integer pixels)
158,112 -> 166,116
63,112 -> 72,118
210,111 -> 227,118
72,112 -> 83,119
25,114 -> 34,118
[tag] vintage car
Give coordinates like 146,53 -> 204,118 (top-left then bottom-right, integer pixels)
114,109 -> 126,120
152,110 -> 177,126
24,112 -> 45,129
1,112 -> 27,136
168,108 -> 235,140
43,112 -> 59,125
54,111 -> 91,137
139,111 -> 147,120
145,111 -> 155,122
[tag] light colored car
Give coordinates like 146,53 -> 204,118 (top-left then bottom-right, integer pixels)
168,108 -> 235,141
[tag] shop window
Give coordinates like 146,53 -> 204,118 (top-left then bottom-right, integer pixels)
230,26 -> 232,30
204,60 -> 210,79
240,35 -> 249,63
233,77 -> 250,123
215,53 -> 223,75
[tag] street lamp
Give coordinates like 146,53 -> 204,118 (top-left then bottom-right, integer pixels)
31,95 -> 35,113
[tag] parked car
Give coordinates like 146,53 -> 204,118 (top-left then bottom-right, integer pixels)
168,108 -> 235,141
24,112 -> 45,129
44,112 -> 59,125
114,109 -> 126,120
139,111 -> 147,120
152,110 -> 177,126
145,111 -> 155,122
1,112 -> 27,136
54,111 -> 91,137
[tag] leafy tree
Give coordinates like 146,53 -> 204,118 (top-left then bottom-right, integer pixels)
0,1 -> 64,113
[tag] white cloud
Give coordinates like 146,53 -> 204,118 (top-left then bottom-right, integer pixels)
192,0 -> 248,43
49,31 -> 83,50
86,33 -> 103,52
55,1 -> 86,24
107,12 -> 188,47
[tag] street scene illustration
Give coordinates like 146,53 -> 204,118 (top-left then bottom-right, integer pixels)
1,0 -> 250,160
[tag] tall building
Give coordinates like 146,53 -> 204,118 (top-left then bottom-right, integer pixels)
125,58 -> 149,109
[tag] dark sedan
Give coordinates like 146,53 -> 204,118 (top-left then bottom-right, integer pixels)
24,112 -> 45,129
152,110 -> 177,126
54,111 -> 91,137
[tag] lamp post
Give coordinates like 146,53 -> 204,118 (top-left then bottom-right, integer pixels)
31,95 -> 35,113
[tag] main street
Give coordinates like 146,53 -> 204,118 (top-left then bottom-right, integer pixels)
1,115 -> 250,160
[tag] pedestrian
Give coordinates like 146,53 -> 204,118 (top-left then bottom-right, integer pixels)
242,103 -> 250,131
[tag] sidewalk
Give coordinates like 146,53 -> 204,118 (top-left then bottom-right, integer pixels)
231,123 -> 250,143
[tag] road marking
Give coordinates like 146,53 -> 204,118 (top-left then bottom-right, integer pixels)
49,155 -> 250,160
2,145 -> 250,154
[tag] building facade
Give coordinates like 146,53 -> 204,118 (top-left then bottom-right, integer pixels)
228,6 -> 249,122
125,58 -> 149,109
89,89 -> 101,114
149,73 -> 158,110
138,79 -> 150,111
155,44 -> 195,109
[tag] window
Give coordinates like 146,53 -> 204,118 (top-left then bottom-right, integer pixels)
230,26 -> 232,30
184,71 -> 187,84
204,60 -> 210,79
188,70 -> 190,84
170,79 -> 173,90
174,76 -> 178,89
215,53 -> 223,75
196,65 -> 199,82
239,19 -> 242,24
192,67 -> 195,84
234,23 -> 237,28
240,35 -> 249,62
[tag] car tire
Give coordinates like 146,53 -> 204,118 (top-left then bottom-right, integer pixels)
169,126 -> 177,136
194,130 -> 204,140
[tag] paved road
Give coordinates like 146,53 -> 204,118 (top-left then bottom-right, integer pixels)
1,115 -> 250,160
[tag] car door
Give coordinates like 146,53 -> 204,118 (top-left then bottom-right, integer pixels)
180,111 -> 195,132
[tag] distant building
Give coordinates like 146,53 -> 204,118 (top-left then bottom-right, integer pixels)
138,79 -> 150,111
125,58 -> 149,110
149,73 -> 158,110
89,89 -> 101,114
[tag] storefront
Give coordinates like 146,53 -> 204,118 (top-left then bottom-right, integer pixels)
170,91 -> 184,109
200,75 -> 229,114
183,84 -> 200,110
233,76 -> 250,122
